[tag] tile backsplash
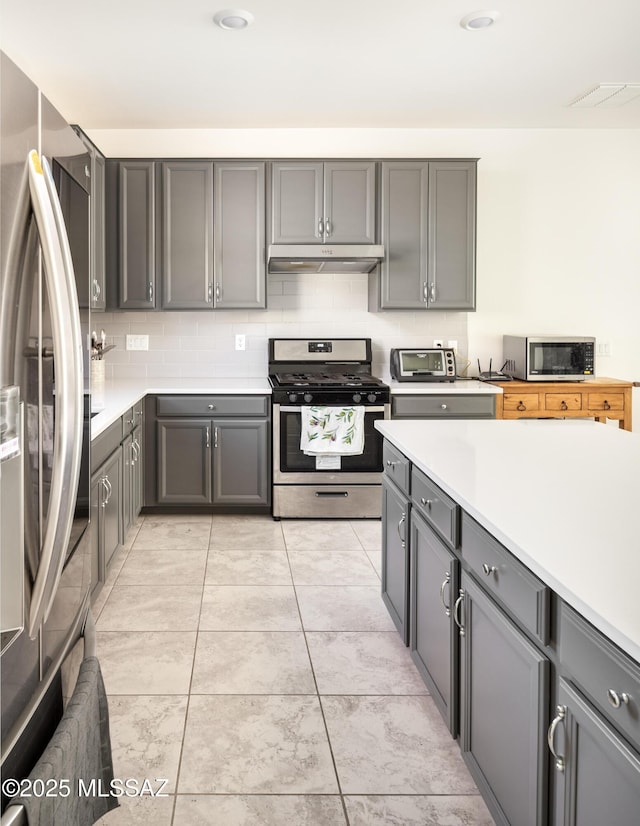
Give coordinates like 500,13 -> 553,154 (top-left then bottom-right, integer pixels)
96,273 -> 469,381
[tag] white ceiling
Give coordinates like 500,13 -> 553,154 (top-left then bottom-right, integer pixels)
2,0 -> 640,130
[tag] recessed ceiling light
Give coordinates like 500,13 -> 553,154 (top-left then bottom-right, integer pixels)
213,8 -> 254,30
460,10 -> 500,30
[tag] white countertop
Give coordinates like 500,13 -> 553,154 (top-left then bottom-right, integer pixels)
91,377 -> 272,438
375,418 -> 640,663
381,376 -> 503,395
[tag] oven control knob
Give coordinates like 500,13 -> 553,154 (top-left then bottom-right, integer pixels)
303,393 -> 313,403
367,393 -> 377,403
289,393 -> 298,403
353,393 -> 362,403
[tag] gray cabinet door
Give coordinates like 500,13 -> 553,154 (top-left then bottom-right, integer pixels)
122,432 -> 134,539
161,161 -> 214,309
157,418 -> 212,505
378,161 -> 429,309
214,162 -> 266,308
212,418 -> 270,506
132,424 -> 143,519
324,162 -> 376,243
117,161 -> 156,309
381,475 -> 410,644
92,151 -> 106,310
410,510 -> 459,736
100,448 -> 122,571
428,161 -> 476,310
270,162 -> 323,243
460,572 -> 549,826
551,678 -> 640,826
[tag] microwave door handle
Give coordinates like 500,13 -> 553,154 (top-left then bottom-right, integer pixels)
26,151 -> 84,637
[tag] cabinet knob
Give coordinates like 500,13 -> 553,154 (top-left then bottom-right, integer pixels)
386,460 -> 396,467
481,562 -> 497,576
208,404 -> 216,410
420,497 -> 433,509
607,689 -> 630,709
440,404 -> 448,410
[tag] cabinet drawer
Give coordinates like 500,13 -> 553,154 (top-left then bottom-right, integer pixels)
91,419 -> 122,470
587,392 -> 624,412
502,393 -> 540,413
461,513 -> 550,643
559,602 -> 640,751
383,440 -> 410,495
392,394 -> 495,419
411,467 -> 459,548
156,395 -> 269,417
544,393 -> 582,412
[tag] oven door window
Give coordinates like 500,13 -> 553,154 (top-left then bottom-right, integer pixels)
279,409 -> 384,473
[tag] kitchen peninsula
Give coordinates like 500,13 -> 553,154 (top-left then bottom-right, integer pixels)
376,418 -> 640,826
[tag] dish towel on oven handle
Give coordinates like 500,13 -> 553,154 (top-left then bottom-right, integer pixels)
300,406 -> 365,456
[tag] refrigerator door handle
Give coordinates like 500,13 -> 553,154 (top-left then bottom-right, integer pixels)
25,151 -> 84,638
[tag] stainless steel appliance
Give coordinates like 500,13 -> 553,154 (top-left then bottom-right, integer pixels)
1,52 -> 97,817
502,335 -> 596,381
390,347 -> 456,381
269,338 -> 390,518
268,243 -> 384,274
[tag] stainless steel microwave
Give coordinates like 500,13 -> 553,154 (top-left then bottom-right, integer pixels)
502,336 -> 595,381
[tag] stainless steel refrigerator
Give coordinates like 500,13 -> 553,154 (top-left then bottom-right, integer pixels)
1,51 -> 94,812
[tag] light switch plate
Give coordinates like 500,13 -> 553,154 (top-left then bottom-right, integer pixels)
235,334 -> 246,351
126,334 -> 149,351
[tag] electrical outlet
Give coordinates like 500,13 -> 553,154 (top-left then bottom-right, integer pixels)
597,341 -> 611,356
433,339 -> 443,348
447,340 -> 458,351
235,334 -> 246,351
126,334 -> 149,351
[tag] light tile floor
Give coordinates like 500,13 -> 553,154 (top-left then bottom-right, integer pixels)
94,516 -> 494,826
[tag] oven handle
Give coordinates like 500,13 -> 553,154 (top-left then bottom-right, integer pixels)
278,405 -> 388,413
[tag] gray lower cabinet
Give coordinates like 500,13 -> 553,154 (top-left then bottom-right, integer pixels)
459,572 -> 549,826
149,395 -> 271,509
392,393 -> 495,419
550,678 -> 640,826
90,447 -> 122,592
381,474 -> 410,644
410,510 -> 459,736
270,161 -> 376,244
122,424 -> 143,534
161,161 -> 214,309
371,160 -> 476,311
107,160 -> 157,309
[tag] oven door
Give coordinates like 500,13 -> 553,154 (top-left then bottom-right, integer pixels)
273,404 -> 389,484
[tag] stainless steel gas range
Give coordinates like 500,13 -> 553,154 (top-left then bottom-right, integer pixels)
269,338 -> 390,519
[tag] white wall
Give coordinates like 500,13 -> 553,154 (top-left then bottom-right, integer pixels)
89,127 -> 640,425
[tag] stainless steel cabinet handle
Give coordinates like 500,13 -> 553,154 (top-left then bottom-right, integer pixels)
205,426 -> 211,449
148,281 -> 154,302
208,283 -> 213,303
214,426 -> 219,448
482,563 -> 498,576
423,281 -> 428,302
215,283 -> 221,301
453,589 -> 465,636
397,512 -> 406,548
92,278 -> 101,301
441,404 -> 448,410
547,705 -> 566,772
317,218 -> 324,238
420,497 -> 433,509
440,571 -> 451,617
208,404 -> 216,410
607,689 -> 630,709
429,283 -> 436,303
386,460 -> 396,468
325,218 -> 332,237
132,439 -> 140,462
103,476 -> 113,506
100,477 -> 109,508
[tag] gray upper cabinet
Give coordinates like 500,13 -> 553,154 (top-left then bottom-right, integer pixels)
161,161 -> 214,309
373,160 -> 476,311
92,151 -> 106,311
108,160 -> 157,309
270,161 -> 376,244
214,162 -> 266,309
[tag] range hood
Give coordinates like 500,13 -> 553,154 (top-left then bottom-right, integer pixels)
268,244 -> 384,274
